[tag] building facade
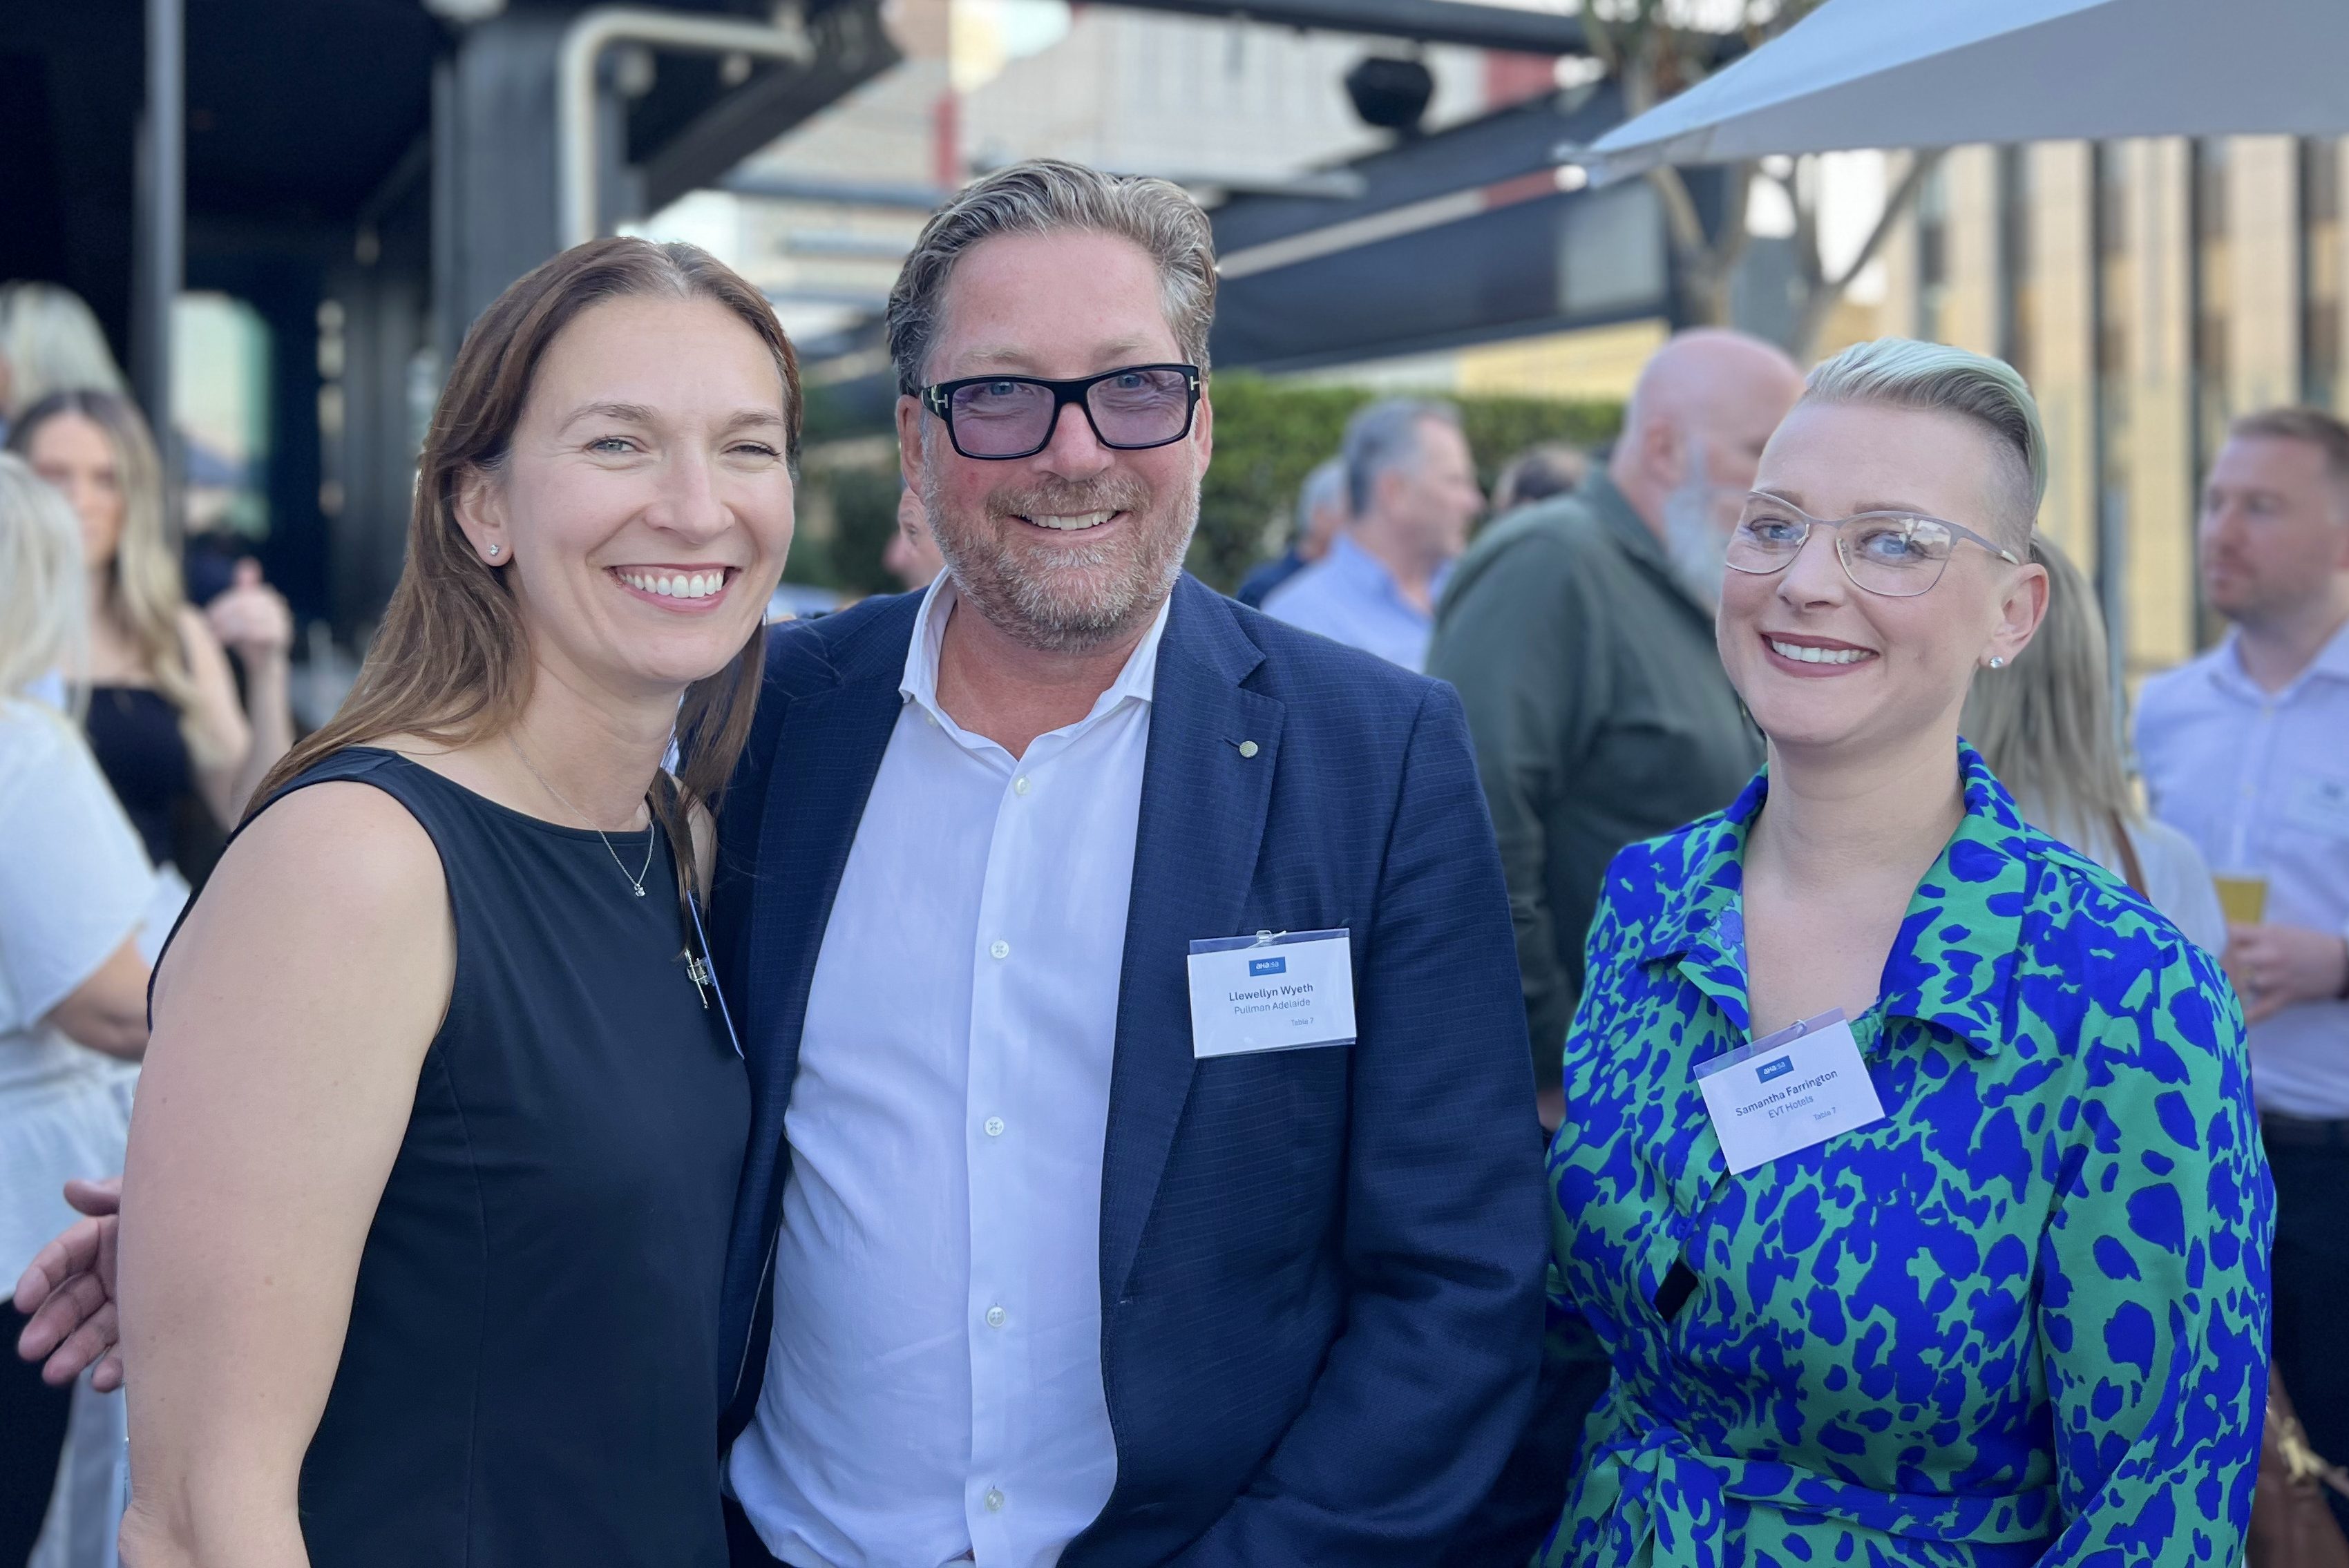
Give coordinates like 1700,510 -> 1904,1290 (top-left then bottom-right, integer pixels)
1876,136 -> 2349,681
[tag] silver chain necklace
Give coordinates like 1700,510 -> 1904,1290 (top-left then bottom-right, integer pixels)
506,734 -> 656,898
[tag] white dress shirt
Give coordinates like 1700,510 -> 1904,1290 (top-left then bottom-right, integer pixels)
2138,622 -> 2349,1118
727,577 -> 1166,1567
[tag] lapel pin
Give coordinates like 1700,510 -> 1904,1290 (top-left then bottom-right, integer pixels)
1237,740 -> 1259,758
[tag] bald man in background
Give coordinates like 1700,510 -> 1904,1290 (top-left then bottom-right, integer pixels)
1429,329 -> 1802,1560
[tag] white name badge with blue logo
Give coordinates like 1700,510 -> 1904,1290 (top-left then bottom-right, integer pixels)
1186,928 -> 1356,1059
1693,1009 -> 1885,1176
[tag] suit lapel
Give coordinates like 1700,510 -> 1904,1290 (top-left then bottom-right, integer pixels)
1099,578 -> 1282,1303
741,609 -> 919,1122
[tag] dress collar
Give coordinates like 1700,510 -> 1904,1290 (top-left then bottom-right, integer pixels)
1637,740 -> 2031,1056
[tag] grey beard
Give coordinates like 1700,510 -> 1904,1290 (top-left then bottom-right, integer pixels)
922,475 -> 1198,656
1662,486 -> 1729,611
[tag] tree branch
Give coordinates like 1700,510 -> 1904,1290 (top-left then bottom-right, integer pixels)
1790,147 -> 1947,358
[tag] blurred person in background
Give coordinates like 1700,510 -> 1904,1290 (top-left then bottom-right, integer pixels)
8,390 -> 294,883
1488,441 -> 1588,522
1431,329 -> 1802,1122
1427,330 -> 1800,1562
2137,405 -> 2349,1527
1262,399 -> 1479,671
1234,455 -> 1346,609
1543,338 -> 2266,1565
882,481 -> 946,591
0,453 -> 151,1564
1963,535 -> 2225,954
0,282 -> 129,439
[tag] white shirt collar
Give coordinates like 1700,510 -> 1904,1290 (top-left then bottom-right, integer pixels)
898,572 -> 1174,734
2210,615 -> 2349,700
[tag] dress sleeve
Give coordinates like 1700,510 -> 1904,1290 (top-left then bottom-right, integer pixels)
2032,928 -> 2270,1561
0,705 -> 153,1029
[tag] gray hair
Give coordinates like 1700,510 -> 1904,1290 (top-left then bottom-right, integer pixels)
0,451 -> 88,701
1961,534 -> 2132,836
887,160 -> 1217,396
1293,456 -> 1347,542
1492,442 -> 1589,515
0,282 -> 128,421
1803,337 -> 2046,544
1342,398 -> 1461,516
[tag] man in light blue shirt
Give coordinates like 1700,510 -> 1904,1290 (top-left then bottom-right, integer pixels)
1263,399 -> 1482,671
2137,404 -> 2349,1528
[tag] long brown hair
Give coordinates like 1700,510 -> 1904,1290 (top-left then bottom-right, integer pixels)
6,389 -> 212,758
256,237 -> 801,858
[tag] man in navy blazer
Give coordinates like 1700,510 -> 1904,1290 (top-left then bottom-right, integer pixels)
705,161 -> 1547,1566
4,157 -> 1548,1565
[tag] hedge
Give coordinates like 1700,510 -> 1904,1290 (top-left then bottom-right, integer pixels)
1191,372 -> 1624,591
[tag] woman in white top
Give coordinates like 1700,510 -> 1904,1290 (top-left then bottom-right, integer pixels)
1963,534 -> 2227,953
0,451 -> 153,1562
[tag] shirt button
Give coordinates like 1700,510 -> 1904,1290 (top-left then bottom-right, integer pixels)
989,939 -> 1011,960
1014,776 -> 1031,796
985,1116 -> 1005,1137
986,1305 -> 1007,1328
985,1488 -> 1005,1513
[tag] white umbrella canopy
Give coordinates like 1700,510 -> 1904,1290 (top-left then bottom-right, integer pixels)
1577,0 -> 2349,182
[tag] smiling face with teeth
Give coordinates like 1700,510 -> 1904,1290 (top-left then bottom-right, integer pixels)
1718,399 -> 2047,765
897,230 -> 1210,653
457,294 -> 795,706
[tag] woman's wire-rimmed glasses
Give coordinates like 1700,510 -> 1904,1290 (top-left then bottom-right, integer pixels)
1724,491 -> 2020,598
920,363 -> 1201,461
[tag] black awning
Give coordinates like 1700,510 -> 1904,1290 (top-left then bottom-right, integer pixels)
1209,84 -> 1724,372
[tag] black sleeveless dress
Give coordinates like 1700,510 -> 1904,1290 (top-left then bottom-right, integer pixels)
207,749 -> 751,1566
84,685 -> 190,867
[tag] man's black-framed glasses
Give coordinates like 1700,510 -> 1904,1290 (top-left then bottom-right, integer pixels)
1725,491 -> 2020,598
921,363 -> 1201,461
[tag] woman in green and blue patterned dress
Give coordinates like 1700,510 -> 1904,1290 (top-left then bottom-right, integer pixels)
1539,339 -> 2272,1567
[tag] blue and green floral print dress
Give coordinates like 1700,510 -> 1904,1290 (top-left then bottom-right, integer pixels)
1539,743 -> 2271,1568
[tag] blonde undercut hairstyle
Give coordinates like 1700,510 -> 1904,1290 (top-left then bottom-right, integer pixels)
886,158 -> 1217,398
1962,535 -> 2134,839
6,389 -> 213,759
1802,338 -> 2047,548
0,451 -> 88,703
0,282 -> 129,420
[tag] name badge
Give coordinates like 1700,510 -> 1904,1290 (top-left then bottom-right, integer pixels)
1186,929 -> 1356,1059
2288,773 -> 2349,841
1693,1009 -> 1884,1176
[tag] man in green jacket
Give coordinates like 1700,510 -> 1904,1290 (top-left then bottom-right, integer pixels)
1430,329 -> 1803,1564
1430,329 -> 1803,1119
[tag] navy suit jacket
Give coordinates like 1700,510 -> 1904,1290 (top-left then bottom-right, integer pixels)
709,574 -> 1547,1565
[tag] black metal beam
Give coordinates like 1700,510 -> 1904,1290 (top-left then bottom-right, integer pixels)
1101,0 -> 1592,55
636,0 -> 902,216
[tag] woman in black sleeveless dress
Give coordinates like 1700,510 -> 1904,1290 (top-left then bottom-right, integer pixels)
109,238 -> 800,1567
10,388 -> 296,882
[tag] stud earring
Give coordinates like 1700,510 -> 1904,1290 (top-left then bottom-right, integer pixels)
1988,656 -> 2006,669
486,544 -> 501,559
